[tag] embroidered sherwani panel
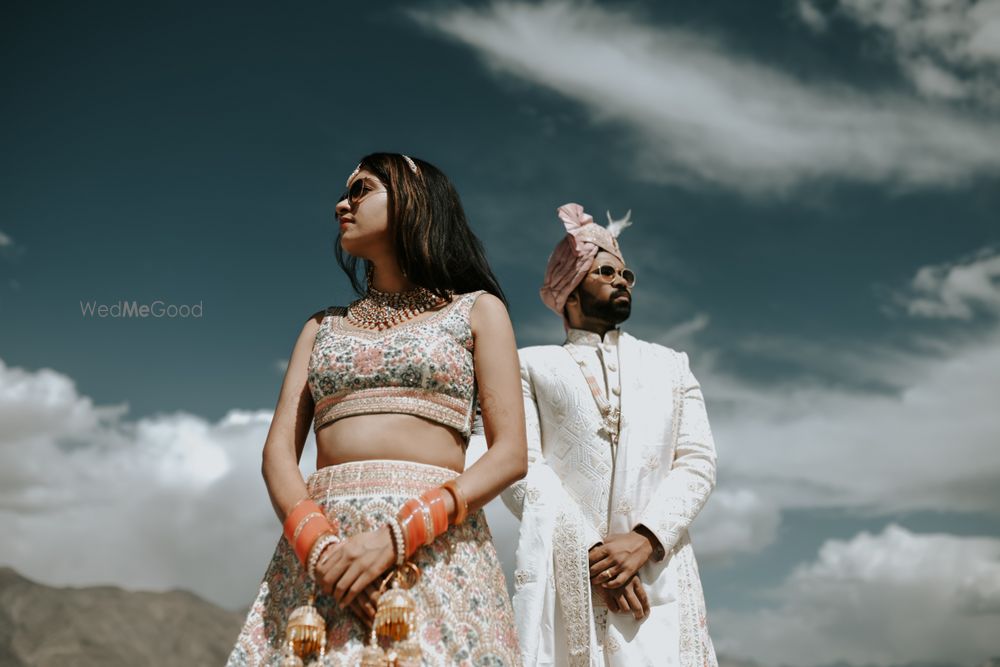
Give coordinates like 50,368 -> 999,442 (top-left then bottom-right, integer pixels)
502,330 -> 718,667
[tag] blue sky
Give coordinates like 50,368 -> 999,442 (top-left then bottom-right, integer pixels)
2,2 -> 999,666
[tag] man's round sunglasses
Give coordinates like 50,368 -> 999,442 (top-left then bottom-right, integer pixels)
338,177 -> 387,209
592,264 -> 636,288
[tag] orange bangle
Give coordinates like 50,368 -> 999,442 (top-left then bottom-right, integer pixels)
441,479 -> 468,525
291,512 -> 324,545
294,517 -> 332,565
283,498 -> 323,542
420,488 -> 449,536
417,498 -> 434,546
398,499 -> 424,558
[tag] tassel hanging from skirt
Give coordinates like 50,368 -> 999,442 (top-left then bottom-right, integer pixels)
280,590 -> 327,666
360,563 -> 422,666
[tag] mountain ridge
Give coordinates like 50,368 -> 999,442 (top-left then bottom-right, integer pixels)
0,566 -> 243,666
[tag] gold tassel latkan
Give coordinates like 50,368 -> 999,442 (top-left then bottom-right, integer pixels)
362,564 -> 423,666
283,592 -> 327,661
372,585 -> 417,643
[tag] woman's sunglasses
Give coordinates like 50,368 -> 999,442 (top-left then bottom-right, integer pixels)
592,264 -> 637,288
339,177 -> 387,209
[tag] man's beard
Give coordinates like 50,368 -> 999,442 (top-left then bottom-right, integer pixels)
579,287 -> 631,325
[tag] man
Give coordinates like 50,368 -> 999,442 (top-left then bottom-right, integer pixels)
501,203 -> 718,667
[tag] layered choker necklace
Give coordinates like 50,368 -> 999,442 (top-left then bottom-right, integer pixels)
346,283 -> 451,331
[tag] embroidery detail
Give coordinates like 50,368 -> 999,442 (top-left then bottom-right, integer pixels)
675,533 -> 719,667
307,291 -> 485,441
564,345 -> 621,449
226,460 -> 521,666
614,498 -> 633,515
552,506 -> 593,667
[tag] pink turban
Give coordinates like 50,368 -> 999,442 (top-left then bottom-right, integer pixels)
539,203 -> 627,317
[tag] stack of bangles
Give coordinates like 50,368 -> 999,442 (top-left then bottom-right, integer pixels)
387,479 -> 468,566
282,497 -> 341,581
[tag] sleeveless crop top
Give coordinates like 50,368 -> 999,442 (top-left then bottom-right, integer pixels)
306,290 -> 486,443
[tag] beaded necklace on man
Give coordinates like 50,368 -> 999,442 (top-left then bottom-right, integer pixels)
345,284 -> 451,331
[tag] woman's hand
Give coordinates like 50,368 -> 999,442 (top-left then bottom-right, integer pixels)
347,577 -> 387,629
315,525 -> 396,608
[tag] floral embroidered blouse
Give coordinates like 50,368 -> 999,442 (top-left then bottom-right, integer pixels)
306,290 -> 485,443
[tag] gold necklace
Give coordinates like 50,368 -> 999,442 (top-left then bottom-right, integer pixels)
345,284 -> 450,331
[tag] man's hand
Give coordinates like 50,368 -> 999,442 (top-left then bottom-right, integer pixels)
589,531 -> 654,589
593,576 -> 650,620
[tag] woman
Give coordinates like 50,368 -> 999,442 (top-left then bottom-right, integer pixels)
227,153 -> 526,666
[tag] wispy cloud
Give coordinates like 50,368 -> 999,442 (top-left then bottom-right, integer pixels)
413,1 -> 1000,195
899,247 -> 1000,319
655,312 -> 711,349
713,524 -> 1000,666
799,0 -> 1000,106
796,0 -> 830,32
701,247 -> 1000,516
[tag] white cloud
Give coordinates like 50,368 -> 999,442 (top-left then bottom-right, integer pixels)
0,359 -> 124,447
0,354 -> 778,613
4,244 -> 999,629
712,524 -> 1000,666
0,360 -> 528,609
676,245 -> 1000,516
0,357 -> 309,609
689,488 -> 782,561
798,0 -> 830,32
413,1 -> 1000,195
704,324 -> 1000,515
0,231 -> 11,248
901,247 -> 1000,319
816,0 -> 1000,106
656,312 -> 711,349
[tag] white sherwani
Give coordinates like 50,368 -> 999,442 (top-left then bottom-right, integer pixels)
501,328 -> 718,667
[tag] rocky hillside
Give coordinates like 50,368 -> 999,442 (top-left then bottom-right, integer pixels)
0,567 -> 244,666
3,567 -> 997,667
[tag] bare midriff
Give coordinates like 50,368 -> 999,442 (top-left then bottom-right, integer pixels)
315,413 -> 466,473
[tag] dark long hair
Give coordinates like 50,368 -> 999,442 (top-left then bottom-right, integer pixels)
335,153 -> 507,306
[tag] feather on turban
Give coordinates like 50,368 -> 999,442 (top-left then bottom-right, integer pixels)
539,202 -> 632,317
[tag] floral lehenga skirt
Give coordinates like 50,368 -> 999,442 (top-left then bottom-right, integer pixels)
226,460 -> 522,666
